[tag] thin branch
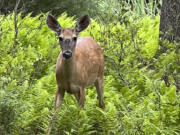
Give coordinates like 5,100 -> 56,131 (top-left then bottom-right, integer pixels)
13,0 -> 21,48
104,55 -> 131,89
46,109 -> 60,135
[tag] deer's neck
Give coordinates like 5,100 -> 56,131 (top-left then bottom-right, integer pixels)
62,54 -> 76,76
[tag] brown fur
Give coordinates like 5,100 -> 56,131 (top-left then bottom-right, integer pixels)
46,14 -> 105,109
46,15 -> 105,135
55,36 -> 105,108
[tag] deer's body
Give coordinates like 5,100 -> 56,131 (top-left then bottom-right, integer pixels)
56,37 -> 104,94
46,14 -> 105,109
55,37 -> 105,108
46,14 -> 105,135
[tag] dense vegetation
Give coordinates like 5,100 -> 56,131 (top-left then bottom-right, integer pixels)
0,0 -> 180,134
0,0 -> 162,18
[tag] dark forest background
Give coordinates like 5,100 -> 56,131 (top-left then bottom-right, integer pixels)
0,0 -> 161,17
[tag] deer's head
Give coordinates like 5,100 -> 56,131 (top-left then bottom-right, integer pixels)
46,15 -> 90,59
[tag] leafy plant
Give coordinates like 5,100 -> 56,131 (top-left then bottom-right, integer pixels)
0,11 -> 179,135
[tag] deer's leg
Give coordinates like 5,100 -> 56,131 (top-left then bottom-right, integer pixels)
95,78 -> 105,109
74,92 -> 80,104
54,87 -> 65,109
79,88 -> 86,108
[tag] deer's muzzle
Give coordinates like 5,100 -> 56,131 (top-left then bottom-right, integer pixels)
63,50 -> 72,59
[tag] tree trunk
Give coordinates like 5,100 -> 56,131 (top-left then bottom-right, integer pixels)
159,0 -> 180,42
159,0 -> 180,92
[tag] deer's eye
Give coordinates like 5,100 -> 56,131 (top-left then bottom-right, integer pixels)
72,37 -> 77,41
59,37 -> 63,41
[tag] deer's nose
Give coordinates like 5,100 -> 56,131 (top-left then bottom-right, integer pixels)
63,50 -> 72,59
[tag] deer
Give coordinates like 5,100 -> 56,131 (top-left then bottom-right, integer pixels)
46,14 -> 105,109
46,14 -> 105,135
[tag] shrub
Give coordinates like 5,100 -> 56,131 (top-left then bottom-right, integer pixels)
0,13 -> 179,135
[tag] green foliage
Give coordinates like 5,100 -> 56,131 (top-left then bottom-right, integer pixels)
0,12 -> 179,135
127,0 -> 162,16
95,0 -> 162,24
0,0 -> 162,19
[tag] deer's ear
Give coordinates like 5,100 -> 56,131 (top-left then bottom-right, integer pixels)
75,15 -> 90,33
46,15 -> 61,33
